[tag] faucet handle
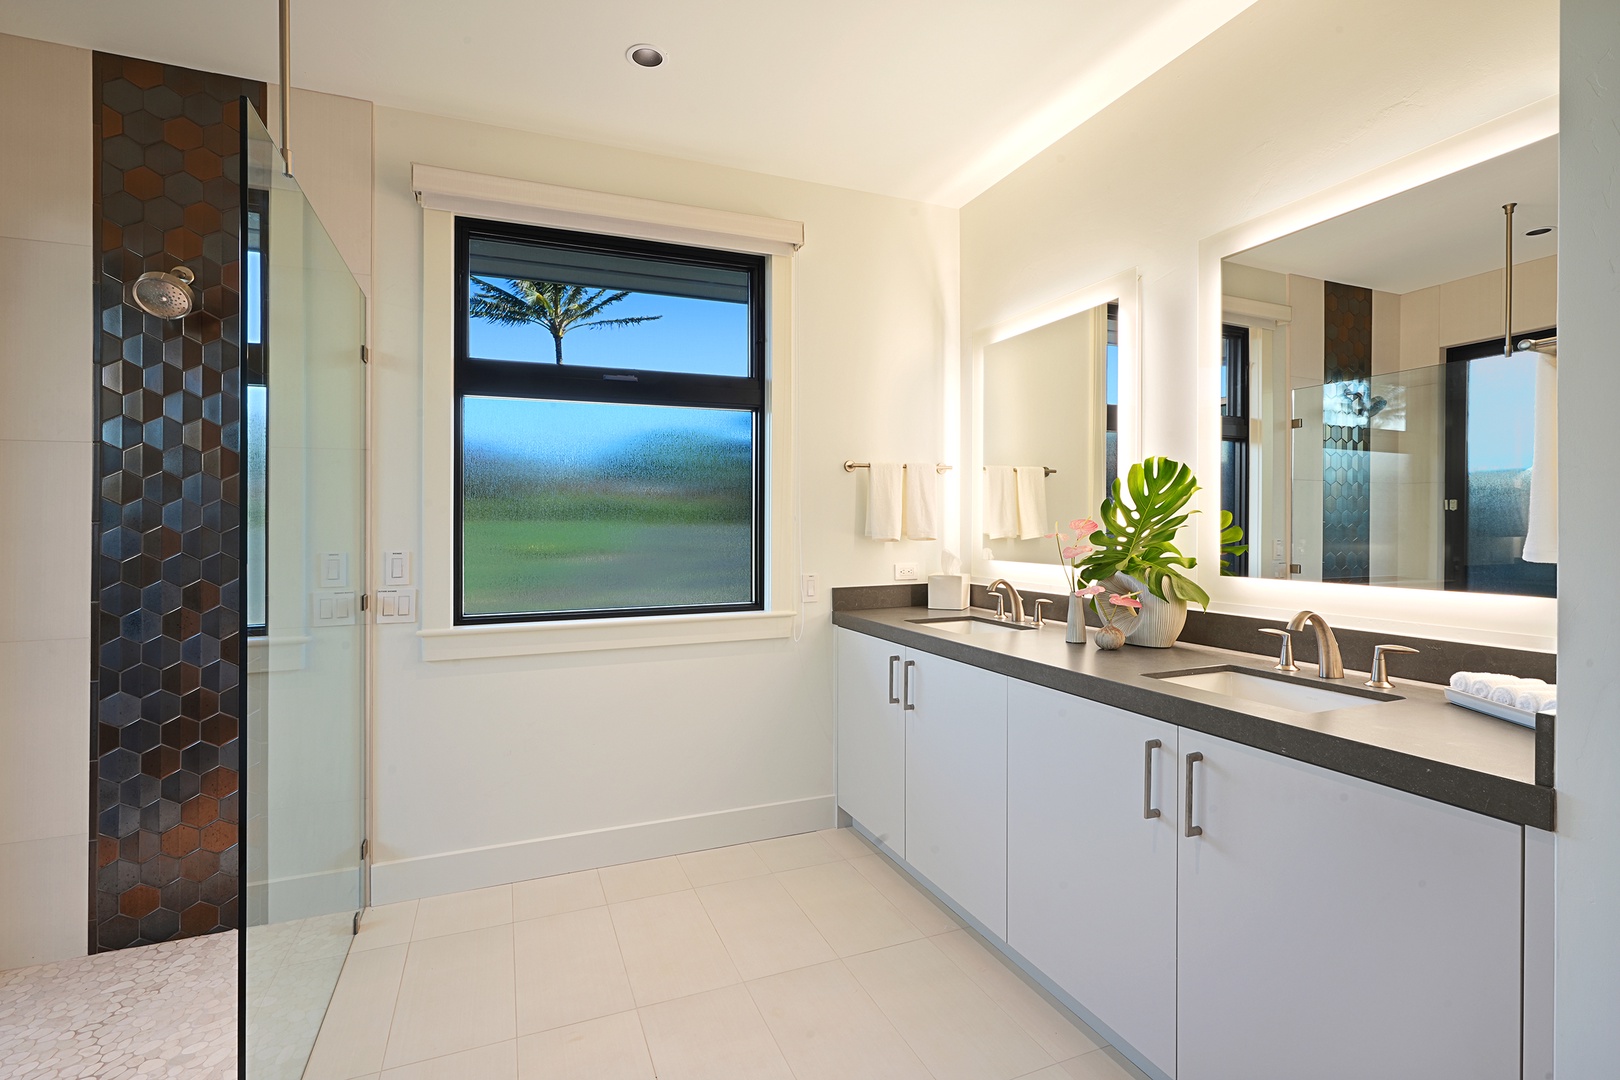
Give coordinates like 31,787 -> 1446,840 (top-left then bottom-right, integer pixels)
1366,644 -> 1419,690
1033,598 -> 1052,628
1258,627 -> 1299,673
989,592 -> 1006,620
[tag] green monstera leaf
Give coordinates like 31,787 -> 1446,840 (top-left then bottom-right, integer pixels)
1077,457 -> 1210,610
1219,510 -> 1249,575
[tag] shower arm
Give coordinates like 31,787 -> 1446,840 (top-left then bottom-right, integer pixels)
1502,202 -> 1515,357
279,0 -> 294,177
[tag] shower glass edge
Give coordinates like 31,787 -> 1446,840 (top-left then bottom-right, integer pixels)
239,99 -> 369,1080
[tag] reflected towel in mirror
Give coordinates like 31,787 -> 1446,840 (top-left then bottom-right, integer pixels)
984,466 -> 1018,539
1014,466 -> 1049,540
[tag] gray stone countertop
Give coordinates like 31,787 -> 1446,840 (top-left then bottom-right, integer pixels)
832,605 -> 1555,831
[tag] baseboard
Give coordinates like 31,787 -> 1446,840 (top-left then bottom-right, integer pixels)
246,866 -> 362,925
371,794 -> 837,905
848,817 -> 1174,1080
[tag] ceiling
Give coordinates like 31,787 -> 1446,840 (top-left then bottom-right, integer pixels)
0,0 -> 1260,206
1227,137 -> 1559,295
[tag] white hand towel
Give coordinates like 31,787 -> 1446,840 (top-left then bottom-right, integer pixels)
1449,672 -> 1474,693
1014,466 -> 1049,541
1489,683 -> 1523,706
903,462 -> 939,540
983,467 -> 1019,539
1515,686 -> 1558,713
864,463 -> 904,542
1468,673 -> 1518,699
1522,349 -> 1558,563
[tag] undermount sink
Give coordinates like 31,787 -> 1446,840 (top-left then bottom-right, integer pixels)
1148,666 -> 1398,714
909,616 -> 1033,635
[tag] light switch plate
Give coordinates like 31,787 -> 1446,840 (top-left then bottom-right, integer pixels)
801,573 -> 819,602
311,589 -> 357,626
383,550 -> 413,587
375,587 -> 418,624
318,552 -> 349,588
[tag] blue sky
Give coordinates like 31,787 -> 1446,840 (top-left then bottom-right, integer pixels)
469,282 -> 749,376
463,397 -> 751,464
1468,353 -> 1537,472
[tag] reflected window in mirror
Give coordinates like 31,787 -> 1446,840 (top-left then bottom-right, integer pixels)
1105,302 -> 1119,495
1217,135 -> 1558,598
245,198 -> 267,635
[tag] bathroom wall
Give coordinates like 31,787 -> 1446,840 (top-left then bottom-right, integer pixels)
0,32 -> 94,971
1555,0 -> 1620,1068
365,106 -> 957,900
960,0 -> 1557,641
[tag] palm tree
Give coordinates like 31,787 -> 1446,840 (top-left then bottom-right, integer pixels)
469,278 -> 661,364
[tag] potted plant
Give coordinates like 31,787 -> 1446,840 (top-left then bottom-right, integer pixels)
1075,457 -> 1212,648
1074,583 -> 1140,649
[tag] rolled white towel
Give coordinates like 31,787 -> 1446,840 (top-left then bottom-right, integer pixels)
1449,671 -> 1474,693
1515,687 -> 1558,713
1469,673 -> 1519,699
1489,684 -> 1522,706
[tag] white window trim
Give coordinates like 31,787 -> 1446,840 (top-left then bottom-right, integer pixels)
415,173 -> 803,661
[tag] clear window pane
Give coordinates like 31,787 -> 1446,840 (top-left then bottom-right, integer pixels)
246,383 -> 267,630
466,236 -> 750,376
461,397 -> 757,617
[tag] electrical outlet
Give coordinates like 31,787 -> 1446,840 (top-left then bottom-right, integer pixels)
894,563 -> 919,582
801,573 -> 819,602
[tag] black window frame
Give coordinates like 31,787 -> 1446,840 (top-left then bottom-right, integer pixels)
1220,323 -> 1251,577
453,217 -> 769,626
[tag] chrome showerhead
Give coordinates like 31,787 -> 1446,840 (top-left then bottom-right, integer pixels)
129,266 -> 196,319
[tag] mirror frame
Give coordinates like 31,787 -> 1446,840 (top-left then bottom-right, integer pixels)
1193,99 -> 1559,651
965,267 -> 1143,593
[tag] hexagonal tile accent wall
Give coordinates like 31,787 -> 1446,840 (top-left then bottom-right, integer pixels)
1322,280 -> 1373,586
92,53 -> 265,952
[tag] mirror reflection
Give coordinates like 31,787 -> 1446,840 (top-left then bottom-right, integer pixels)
981,302 -> 1118,563
1221,137 -> 1557,597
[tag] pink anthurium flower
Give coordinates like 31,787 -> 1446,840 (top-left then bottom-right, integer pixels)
1070,517 -> 1100,535
1076,583 -> 1106,599
1109,593 -> 1142,611
1060,544 -> 1093,561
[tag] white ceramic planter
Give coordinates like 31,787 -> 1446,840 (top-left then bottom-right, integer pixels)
1107,572 -> 1188,648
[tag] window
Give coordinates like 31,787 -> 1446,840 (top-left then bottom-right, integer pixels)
245,197 -> 268,635
1220,323 -> 1250,577
1104,302 -> 1119,495
454,219 -> 766,623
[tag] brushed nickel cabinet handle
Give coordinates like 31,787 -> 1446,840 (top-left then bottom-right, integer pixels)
1184,751 -> 1204,838
1143,739 -> 1162,819
903,660 -> 916,712
887,655 -> 901,704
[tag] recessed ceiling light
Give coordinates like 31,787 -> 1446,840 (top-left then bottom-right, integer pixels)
1525,226 -> 1555,236
626,44 -> 664,68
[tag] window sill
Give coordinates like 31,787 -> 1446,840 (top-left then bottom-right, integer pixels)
416,609 -> 798,662
247,635 -> 311,674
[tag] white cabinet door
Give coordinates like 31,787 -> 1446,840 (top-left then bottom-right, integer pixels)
905,649 -> 1009,937
1006,681 -> 1179,1077
835,629 -> 907,856
1176,731 -> 1522,1080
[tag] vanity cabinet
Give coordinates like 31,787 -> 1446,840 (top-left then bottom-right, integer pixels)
835,628 -> 908,856
1007,681 -> 1179,1075
905,649 -> 1009,937
1175,730 -> 1522,1080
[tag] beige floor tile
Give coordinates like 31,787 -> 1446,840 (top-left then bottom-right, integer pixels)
599,855 -> 692,903
302,944 -> 408,1080
678,843 -> 772,888
516,1011 -> 654,1080
354,901 -> 418,952
514,906 -> 635,1034
1058,1047 -> 1150,1080
383,925 -> 516,1069
845,938 -> 1052,1080
818,827 -> 878,859
747,960 -> 932,1080
411,884 -> 512,940
609,890 -> 741,1005
638,984 -> 794,1080
513,869 -> 605,921
1014,1068 -> 1073,1080
381,1040 -> 518,1079
697,875 -> 836,980
777,860 -> 923,956
933,930 -> 1103,1061
849,853 -> 964,936
751,831 -> 841,872
295,911 -> 363,960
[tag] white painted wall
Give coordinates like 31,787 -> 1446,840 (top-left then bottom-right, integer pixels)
365,106 -> 958,901
1555,0 -> 1620,1071
0,33 -> 93,971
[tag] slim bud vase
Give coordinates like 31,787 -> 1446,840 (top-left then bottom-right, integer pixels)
1066,594 -> 1086,644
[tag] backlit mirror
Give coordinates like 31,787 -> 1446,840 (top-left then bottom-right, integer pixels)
1219,137 -> 1557,597
979,300 -> 1118,565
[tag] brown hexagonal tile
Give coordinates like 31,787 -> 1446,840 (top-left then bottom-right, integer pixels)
183,147 -> 221,181
180,794 -> 218,828
200,821 -> 235,854
183,202 -> 220,235
178,901 -> 218,937
161,824 -> 199,859
164,228 -> 202,261
121,58 -> 164,90
200,767 -> 236,799
162,116 -> 203,150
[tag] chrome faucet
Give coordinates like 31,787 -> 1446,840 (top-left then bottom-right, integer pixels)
987,579 -> 1025,623
1287,610 -> 1344,679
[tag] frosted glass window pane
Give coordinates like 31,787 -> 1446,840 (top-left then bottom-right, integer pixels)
466,236 -> 750,375
246,384 -> 266,630
461,397 -> 757,616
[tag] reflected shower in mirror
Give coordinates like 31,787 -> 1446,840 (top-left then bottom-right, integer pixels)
981,301 -> 1117,564
1220,136 -> 1557,597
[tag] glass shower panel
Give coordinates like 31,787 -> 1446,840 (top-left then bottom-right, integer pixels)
241,104 -> 367,1079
